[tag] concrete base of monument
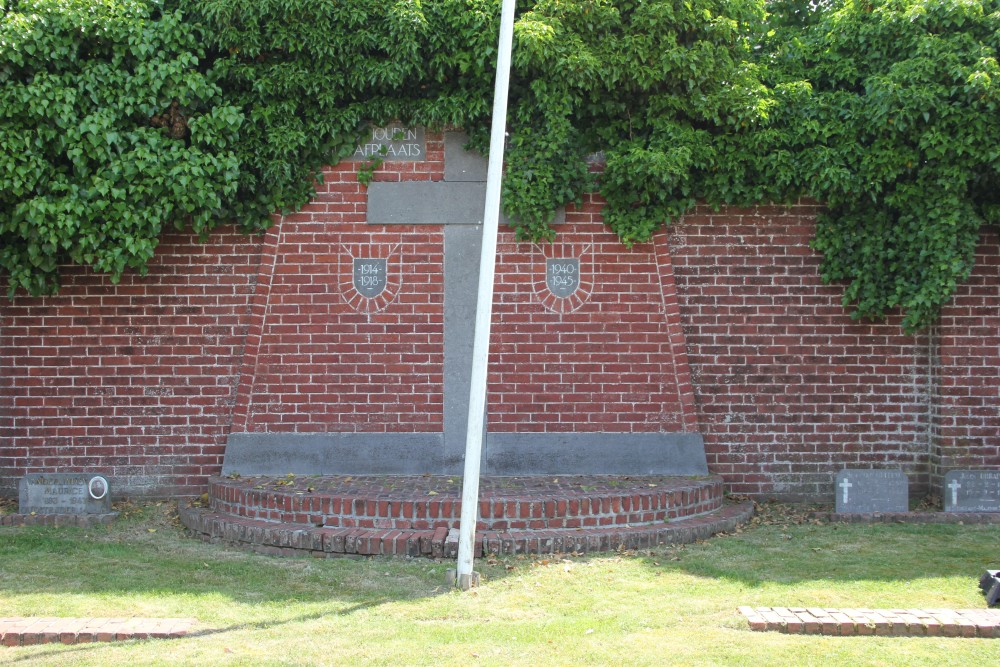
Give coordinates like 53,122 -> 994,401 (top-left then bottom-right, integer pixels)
178,474 -> 753,558
446,569 -> 481,591
220,432 -> 710,477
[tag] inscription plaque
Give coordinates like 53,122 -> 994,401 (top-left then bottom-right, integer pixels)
353,258 -> 388,298
944,470 -> 1000,512
834,469 -> 908,513
19,473 -> 112,514
350,125 -> 425,161
546,258 -> 580,298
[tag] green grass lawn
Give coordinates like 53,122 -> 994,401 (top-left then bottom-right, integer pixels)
1,502 -> 998,666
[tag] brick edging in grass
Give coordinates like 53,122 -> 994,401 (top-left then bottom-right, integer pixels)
0,513 -> 118,528
740,607 -> 1000,638
0,617 -> 196,646
812,512 -> 1000,525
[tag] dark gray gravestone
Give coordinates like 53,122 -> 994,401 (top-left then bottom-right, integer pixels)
349,125 -> 425,161
353,258 -> 388,298
981,570 -> 1000,607
834,469 -> 908,513
943,470 -> 1000,512
546,258 -> 580,298
19,473 -> 112,514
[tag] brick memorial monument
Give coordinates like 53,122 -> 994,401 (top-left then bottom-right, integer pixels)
221,127 -> 708,478
3,122 -> 999,503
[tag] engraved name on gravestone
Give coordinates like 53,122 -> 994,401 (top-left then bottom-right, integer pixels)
546,258 -> 580,298
19,473 -> 111,514
350,125 -> 425,161
835,469 -> 909,513
353,258 -> 388,298
943,470 -> 1000,512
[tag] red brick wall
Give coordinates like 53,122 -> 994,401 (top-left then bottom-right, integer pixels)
0,232 -> 263,496
932,228 -> 1000,486
228,137 -> 697,436
3,152 -> 999,500
230,156 -> 447,433
489,193 -> 699,432
668,204 -> 938,500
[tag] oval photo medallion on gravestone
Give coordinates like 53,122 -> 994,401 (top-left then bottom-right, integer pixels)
88,475 -> 108,501
18,473 -> 112,514
546,258 -> 580,298
353,258 -> 388,298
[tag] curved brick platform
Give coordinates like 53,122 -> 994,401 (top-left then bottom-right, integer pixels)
179,475 -> 753,557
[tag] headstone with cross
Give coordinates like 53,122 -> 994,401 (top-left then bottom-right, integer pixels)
943,470 -> 1000,512
834,469 -> 909,513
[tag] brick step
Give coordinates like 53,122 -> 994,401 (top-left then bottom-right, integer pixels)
179,498 -> 753,558
0,617 -> 195,646
740,607 -> 1000,638
206,474 -> 725,531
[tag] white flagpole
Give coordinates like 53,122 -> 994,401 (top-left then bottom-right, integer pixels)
453,0 -> 517,590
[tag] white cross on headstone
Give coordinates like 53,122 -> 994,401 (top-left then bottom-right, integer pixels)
948,479 -> 961,507
839,478 -> 853,504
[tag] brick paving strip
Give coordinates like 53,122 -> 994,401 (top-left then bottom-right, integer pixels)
0,617 -> 196,646
739,607 -> 1000,638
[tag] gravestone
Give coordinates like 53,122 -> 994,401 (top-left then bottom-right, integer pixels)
943,470 -> 1000,512
834,469 -> 908,513
19,473 -> 112,514
981,569 -> 1000,607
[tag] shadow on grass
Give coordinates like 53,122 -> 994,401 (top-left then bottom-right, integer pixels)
0,511 -> 510,608
0,600 -> 389,665
640,515 -> 1000,588
0,499 -> 529,616
5,503 -> 997,602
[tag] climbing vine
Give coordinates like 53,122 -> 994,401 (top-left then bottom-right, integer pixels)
767,0 -> 1000,331
0,0 -> 242,295
2,0 -> 998,332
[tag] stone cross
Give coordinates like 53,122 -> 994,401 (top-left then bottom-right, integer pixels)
839,477 -> 853,504
366,132 -> 564,468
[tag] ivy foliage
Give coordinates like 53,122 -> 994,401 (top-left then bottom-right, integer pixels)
176,0 -> 502,226
0,0 -> 242,295
502,0 -> 771,244
2,0 -> 998,332
761,0 -> 1000,331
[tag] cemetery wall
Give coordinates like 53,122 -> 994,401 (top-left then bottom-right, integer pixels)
668,206 -> 937,499
0,231 -> 264,496
229,146 -> 448,434
2,130 -> 998,500
932,230 -> 1000,489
